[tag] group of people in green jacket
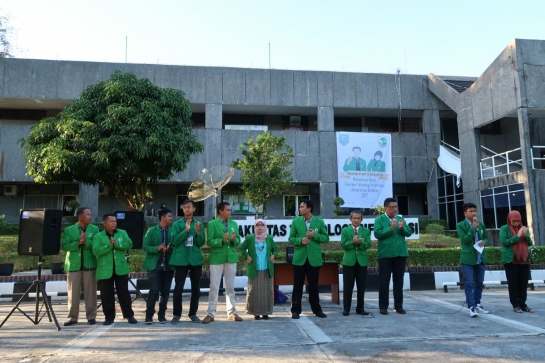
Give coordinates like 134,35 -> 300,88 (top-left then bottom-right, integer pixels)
60,197 -> 534,327
343,146 -> 386,172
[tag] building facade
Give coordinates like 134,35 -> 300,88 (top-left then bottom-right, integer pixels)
1,39 -> 544,245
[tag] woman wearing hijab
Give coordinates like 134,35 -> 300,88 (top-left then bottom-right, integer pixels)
240,219 -> 279,320
499,210 -> 534,313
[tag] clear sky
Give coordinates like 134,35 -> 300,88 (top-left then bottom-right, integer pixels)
2,0 -> 544,77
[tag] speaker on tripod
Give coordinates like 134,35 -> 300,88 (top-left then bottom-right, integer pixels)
0,209 -> 63,330
114,211 -> 144,249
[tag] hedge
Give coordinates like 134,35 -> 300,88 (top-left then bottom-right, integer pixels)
419,219 -> 448,231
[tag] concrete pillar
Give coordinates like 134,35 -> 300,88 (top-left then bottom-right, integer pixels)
78,183 -> 99,223
205,103 -> 222,129
518,108 -> 544,245
319,182 -> 336,218
317,106 -> 334,132
204,197 -> 217,222
458,128 -> 481,211
423,109 -> 440,219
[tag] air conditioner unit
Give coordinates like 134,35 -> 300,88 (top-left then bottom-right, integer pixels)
4,185 -> 17,196
99,185 -> 109,196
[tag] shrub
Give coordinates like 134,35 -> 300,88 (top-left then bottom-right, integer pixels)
425,223 -> 446,244
420,219 -> 448,231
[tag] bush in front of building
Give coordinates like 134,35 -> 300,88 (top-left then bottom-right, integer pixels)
420,219 -> 448,231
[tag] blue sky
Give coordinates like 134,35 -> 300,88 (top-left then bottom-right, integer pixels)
3,0 -> 544,76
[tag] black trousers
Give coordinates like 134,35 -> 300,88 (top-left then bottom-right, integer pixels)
378,257 -> 406,310
173,264 -> 202,317
504,263 -> 530,309
146,269 -> 174,319
291,259 -> 322,315
98,272 -> 134,321
343,262 -> 367,312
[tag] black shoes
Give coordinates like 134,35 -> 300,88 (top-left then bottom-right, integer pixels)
103,320 -> 114,325
291,313 -> 300,319
342,310 -> 349,316
127,316 -> 138,324
394,308 -> 406,314
379,309 -> 388,315
189,315 -> 201,323
63,320 -> 77,326
158,317 -> 167,324
254,315 -> 261,320
262,315 -> 269,320
87,319 -> 96,325
315,312 -> 327,318
356,310 -> 370,316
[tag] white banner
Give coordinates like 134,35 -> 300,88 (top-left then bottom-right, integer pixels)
234,217 -> 420,242
336,132 -> 393,208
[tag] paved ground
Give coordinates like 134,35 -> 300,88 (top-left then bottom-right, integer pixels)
0,288 -> 544,362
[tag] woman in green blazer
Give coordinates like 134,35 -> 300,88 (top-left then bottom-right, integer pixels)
240,219 -> 279,320
340,210 -> 371,316
500,210 -> 534,313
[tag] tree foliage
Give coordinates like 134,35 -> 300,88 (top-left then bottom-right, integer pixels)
20,71 -> 203,210
0,13 -> 14,58
232,131 -> 293,217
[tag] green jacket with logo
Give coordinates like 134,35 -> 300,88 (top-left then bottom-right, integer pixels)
207,218 -> 240,265
499,224 -> 532,263
92,229 -> 133,279
240,234 -> 279,279
456,219 -> 488,265
170,218 -> 205,267
340,225 -> 371,267
61,223 -> 100,272
142,225 -> 175,271
374,214 -> 412,259
288,216 -> 329,267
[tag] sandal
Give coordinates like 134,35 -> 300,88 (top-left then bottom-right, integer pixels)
522,307 -> 534,313
514,307 -> 523,313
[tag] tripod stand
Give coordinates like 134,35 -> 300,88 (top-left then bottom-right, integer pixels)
0,256 -> 61,330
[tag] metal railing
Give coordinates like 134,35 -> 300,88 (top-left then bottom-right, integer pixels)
531,146 -> 545,169
480,148 -> 523,179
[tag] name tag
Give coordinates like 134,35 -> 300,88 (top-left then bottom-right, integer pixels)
186,236 -> 194,247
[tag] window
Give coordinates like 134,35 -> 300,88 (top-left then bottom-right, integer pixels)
481,183 -> 527,229
23,195 -> 60,209
62,195 -> 78,217
394,195 -> 409,215
221,185 -> 262,215
364,117 -> 423,133
284,195 -> 310,216
437,168 -> 464,230
176,195 -> 204,217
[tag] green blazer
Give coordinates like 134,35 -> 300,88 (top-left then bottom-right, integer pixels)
499,224 -> 533,263
92,229 -> 133,279
456,219 -> 488,265
142,225 -> 174,271
343,157 -> 366,171
170,218 -> 205,267
207,217 -> 241,265
288,216 -> 329,267
374,214 -> 412,259
240,234 -> 279,279
367,160 -> 386,172
340,225 -> 371,267
61,223 -> 100,272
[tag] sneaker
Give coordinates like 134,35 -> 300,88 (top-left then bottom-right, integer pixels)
145,318 -> 153,325
469,306 -> 478,317
158,317 -> 167,324
476,304 -> 489,314
171,316 -> 180,325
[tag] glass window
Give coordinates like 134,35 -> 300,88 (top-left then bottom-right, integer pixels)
509,184 -> 524,192
494,186 -> 508,194
284,195 -> 310,216
437,177 -> 445,197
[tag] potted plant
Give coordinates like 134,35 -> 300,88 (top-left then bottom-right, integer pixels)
0,252 -> 16,276
49,253 -> 66,275
371,204 -> 385,216
333,197 -> 345,216
65,199 -> 80,215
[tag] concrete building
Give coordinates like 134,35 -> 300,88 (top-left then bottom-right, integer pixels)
1,39 -> 544,245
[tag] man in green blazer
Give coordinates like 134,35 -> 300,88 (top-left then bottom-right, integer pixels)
143,208 -> 175,325
343,146 -> 366,171
92,214 -> 137,325
456,202 -> 489,317
202,202 -> 242,324
340,210 -> 371,316
374,197 -> 413,315
288,199 -> 329,319
170,200 -> 205,324
61,207 -> 100,326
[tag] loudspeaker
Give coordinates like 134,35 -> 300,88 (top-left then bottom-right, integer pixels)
18,209 -> 62,256
114,211 -> 144,249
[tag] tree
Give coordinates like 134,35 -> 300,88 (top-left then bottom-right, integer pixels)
0,13 -> 14,58
232,131 -> 293,218
20,71 -> 203,211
